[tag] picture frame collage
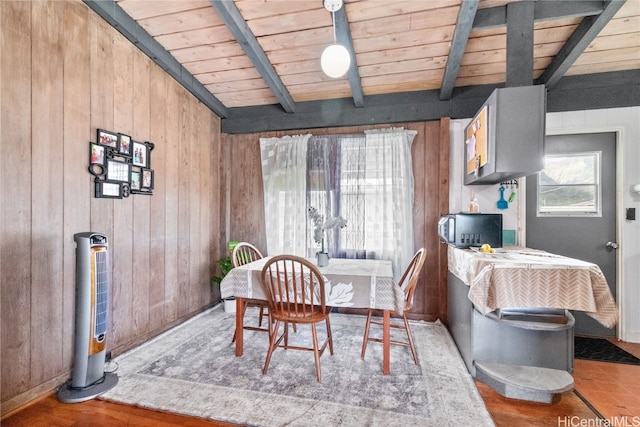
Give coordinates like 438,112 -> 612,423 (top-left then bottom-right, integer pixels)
90,129 -> 154,199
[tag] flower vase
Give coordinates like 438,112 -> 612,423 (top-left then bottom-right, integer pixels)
316,236 -> 330,266
316,251 -> 330,267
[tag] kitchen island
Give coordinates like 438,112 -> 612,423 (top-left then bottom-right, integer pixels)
447,246 -> 618,403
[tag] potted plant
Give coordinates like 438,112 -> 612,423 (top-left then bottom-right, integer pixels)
211,240 -> 238,312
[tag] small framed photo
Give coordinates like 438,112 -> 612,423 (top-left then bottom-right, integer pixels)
141,168 -> 154,190
132,141 -> 149,168
106,159 -> 131,183
88,142 -> 106,177
97,129 -> 118,148
130,169 -> 142,191
118,133 -> 132,156
95,180 -> 122,199
90,142 -> 105,165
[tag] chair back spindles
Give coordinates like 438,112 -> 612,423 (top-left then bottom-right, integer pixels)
232,242 -> 263,268
262,256 -> 326,320
260,255 -> 333,382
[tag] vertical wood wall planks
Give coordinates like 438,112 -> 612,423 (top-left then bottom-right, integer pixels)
162,79 -> 181,324
111,33 -> 135,344
132,48 -> 151,335
0,0 -> 33,401
187,96 -> 200,311
176,91 -> 191,318
31,0 -> 65,386
148,63 -> 168,330
61,0 -> 92,371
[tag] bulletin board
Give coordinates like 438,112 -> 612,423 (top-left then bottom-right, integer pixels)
465,106 -> 488,175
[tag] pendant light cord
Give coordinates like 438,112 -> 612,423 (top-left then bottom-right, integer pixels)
332,10 -> 337,43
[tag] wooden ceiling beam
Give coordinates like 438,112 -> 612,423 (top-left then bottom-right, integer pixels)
83,0 -> 229,118
209,0 -> 296,114
221,70 -> 640,134
506,1 -> 535,87
473,0 -> 606,30
444,0 -> 612,97
334,5 -> 364,108
440,0 -> 480,101
538,0 -> 626,89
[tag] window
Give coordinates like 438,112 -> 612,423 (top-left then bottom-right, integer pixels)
260,129 -> 417,280
537,152 -> 601,217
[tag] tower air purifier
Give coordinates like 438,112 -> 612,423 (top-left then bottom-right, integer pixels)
57,232 -> 118,402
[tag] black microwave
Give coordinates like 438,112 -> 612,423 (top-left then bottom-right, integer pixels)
438,213 -> 503,249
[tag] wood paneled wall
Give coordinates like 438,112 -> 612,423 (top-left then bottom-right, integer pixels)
0,0 -> 449,414
0,1 -> 221,413
221,119 -> 450,321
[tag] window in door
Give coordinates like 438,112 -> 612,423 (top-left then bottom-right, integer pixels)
537,151 -> 601,217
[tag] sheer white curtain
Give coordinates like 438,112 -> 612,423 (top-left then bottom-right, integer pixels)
361,128 -> 417,280
259,128 -> 416,281
259,134 -> 311,256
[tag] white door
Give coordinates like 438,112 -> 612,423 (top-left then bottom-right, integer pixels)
526,132 -> 617,337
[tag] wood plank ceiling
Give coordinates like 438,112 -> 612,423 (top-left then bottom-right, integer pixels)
88,0 -> 640,133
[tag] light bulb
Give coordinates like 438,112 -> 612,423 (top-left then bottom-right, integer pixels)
321,43 -> 351,78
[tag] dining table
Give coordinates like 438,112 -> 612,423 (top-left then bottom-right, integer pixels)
220,256 -> 404,375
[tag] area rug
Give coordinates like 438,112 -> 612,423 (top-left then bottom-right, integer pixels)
100,306 -> 494,427
574,336 -> 640,365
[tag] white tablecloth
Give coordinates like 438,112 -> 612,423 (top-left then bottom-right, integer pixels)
448,246 -> 618,328
221,257 -> 405,313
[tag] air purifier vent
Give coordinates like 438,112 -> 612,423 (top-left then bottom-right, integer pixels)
94,249 -> 108,340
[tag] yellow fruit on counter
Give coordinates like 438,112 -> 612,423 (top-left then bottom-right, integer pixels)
480,243 -> 492,252
478,244 -> 496,253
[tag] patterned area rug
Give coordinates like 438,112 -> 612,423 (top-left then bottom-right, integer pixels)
574,336 -> 640,365
101,306 -> 494,427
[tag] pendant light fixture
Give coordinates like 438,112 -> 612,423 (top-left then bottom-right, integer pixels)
321,0 -> 351,79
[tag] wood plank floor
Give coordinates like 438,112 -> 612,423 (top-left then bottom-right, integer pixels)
479,338 -> 640,427
3,339 -> 640,427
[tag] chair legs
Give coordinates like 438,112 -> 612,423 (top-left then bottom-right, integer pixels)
310,317 -> 334,382
263,320 -> 292,377
360,310 -> 373,359
361,310 -> 419,365
262,318 -> 333,383
402,313 -> 419,364
232,300 -> 272,343
311,324 -> 321,382
263,320 -> 283,376
325,317 -> 334,355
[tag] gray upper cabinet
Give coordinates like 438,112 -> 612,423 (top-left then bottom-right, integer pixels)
464,85 -> 546,186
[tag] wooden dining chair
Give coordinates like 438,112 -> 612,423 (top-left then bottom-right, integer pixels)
260,255 -> 334,382
230,242 -> 269,342
360,248 -> 426,365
